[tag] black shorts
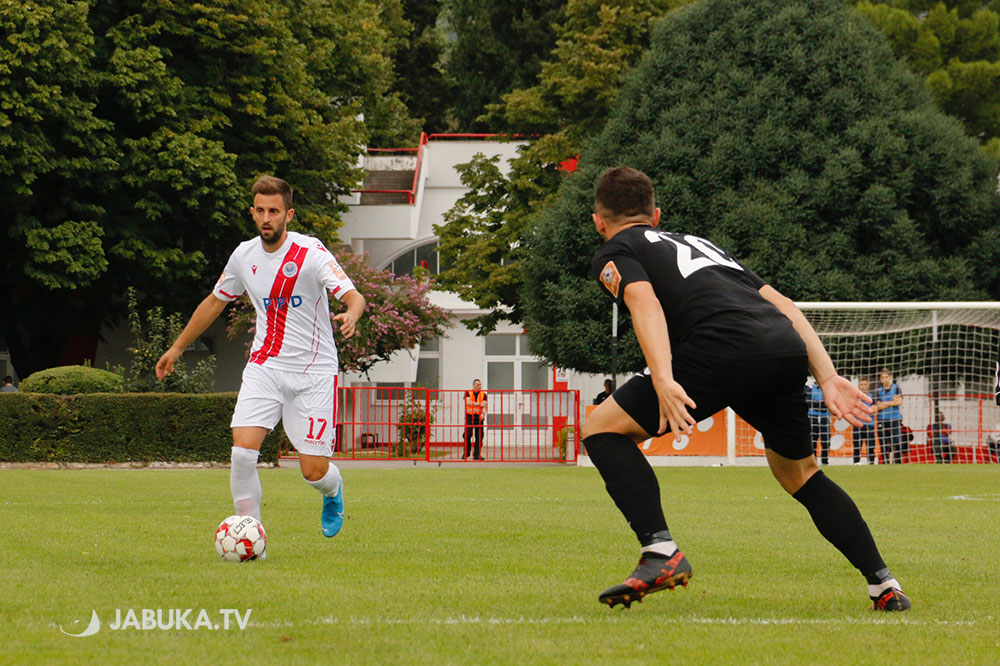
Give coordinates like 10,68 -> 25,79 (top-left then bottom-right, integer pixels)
613,353 -> 813,460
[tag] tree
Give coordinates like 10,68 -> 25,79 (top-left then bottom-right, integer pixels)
434,0 -> 686,332
226,251 -> 451,376
521,0 -> 1000,373
389,0 -> 451,134
442,0 -> 567,131
851,1 -> 1000,157
1,0 -> 417,378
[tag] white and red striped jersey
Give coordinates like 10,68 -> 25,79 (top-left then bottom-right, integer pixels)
213,231 -> 356,374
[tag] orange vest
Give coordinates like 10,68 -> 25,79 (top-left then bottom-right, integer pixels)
465,390 -> 486,416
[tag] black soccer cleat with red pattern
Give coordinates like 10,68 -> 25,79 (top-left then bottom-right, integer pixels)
870,587 -> 911,611
598,550 -> 693,609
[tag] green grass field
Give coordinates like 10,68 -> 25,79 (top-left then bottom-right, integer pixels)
4,465 -> 1000,665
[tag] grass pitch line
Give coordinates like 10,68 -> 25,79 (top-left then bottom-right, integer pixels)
249,615 -> 976,629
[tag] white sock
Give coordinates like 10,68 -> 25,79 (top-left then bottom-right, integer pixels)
306,461 -> 341,497
868,578 -> 902,598
230,447 -> 262,522
641,540 -> 678,557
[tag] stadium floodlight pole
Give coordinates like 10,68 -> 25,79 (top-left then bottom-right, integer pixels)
611,302 -> 619,390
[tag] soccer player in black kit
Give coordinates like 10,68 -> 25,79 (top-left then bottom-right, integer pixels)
583,167 -> 910,612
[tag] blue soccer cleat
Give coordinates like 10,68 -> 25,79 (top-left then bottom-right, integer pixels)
321,481 -> 344,538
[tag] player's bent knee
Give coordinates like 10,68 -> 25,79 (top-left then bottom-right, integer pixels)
298,455 -> 328,482
767,452 -> 820,495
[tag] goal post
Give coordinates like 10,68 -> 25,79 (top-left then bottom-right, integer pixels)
727,301 -> 1000,464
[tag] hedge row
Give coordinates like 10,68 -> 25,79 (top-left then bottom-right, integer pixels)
0,393 -> 283,463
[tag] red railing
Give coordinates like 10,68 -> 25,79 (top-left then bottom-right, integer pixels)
354,132 -> 531,204
352,132 -> 427,204
280,387 -> 580,463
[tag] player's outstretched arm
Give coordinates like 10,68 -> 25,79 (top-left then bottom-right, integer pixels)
622,281 -> 697,436
758,285 -> 873,427
155,294 -> 228,379
332,289 -> 366,339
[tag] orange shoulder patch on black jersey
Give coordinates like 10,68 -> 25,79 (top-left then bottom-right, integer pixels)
599,261 -> 622,299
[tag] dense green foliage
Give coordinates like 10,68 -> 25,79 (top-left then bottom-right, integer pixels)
4,466 -> 999,661
19,365 -> 124,395
435,0 -> 684,332
443,0 -> 567,131
390,0 -> 451,134
522,0 -> 1000,373
852,0 -> 1000,157
0,392 -> 282,462
0,0 -> 417,378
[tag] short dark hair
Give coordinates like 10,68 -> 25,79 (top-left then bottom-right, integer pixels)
595,167 -> 655,221
3,376 -> 12,384
252,175 -> 293,210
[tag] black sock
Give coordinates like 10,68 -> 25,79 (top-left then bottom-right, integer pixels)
584,432 -> 669,545
792,470 -> 887,582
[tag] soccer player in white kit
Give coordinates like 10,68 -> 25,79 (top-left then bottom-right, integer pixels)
156,175 -> 365,539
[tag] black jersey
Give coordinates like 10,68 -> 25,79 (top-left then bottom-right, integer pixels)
591,225 -> 805,360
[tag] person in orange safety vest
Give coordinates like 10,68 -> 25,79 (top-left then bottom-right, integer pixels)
464,379 -> 487,460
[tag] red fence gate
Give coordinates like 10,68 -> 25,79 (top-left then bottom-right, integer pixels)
281,387 -> 580,463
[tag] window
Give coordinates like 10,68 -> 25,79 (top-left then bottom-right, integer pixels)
484,333 -> 548,391
485,334 -> 516,356
388,239 -> 440,277
414,357 -> 439,389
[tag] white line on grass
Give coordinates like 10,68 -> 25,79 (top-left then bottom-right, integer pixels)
248,615 -> 975,628
946,494 -> 1000,501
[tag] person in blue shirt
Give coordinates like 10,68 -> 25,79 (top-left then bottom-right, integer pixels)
852,377 -> 876,464
807,382 -> 830,464
875,368 -> 904,464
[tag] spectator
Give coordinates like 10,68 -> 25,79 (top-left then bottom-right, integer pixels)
899,424 -> 914,464
807,382 -> 830,465
987,424 -> 1000,463
594,378 -> 614,405
875,367 -> 904,464
0,376 -> 17,393
853,377 -> 876,464
464,379 -> 486,460
927,410 -> 955,464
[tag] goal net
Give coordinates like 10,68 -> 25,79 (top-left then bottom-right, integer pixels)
733,302 -> 1000,464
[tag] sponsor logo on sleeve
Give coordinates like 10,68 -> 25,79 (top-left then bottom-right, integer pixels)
600,261 -> 622,298
328,260 -> 348,281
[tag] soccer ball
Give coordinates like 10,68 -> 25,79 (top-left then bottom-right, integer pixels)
215,515 -> 267,562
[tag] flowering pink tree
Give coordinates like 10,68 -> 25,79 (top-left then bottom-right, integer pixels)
226,251 -> 451,375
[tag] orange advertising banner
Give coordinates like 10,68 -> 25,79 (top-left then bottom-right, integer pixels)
585,406 -> 860,457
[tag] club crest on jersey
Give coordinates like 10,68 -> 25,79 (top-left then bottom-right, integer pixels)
600,261 -> 622,298
282,261 -> 299,278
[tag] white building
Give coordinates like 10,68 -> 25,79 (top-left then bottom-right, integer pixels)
95,135 -> 613,402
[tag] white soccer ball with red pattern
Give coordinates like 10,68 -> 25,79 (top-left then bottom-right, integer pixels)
215,515 -> 267,562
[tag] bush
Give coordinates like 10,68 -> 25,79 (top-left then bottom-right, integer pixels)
120,287 -> 216,393
20,365 -> 124,395
0,393 -> 282,463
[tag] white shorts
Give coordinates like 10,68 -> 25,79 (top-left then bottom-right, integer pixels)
231,364 -> 338,457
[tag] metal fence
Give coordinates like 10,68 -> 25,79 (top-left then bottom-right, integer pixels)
280,387 -> 580,463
